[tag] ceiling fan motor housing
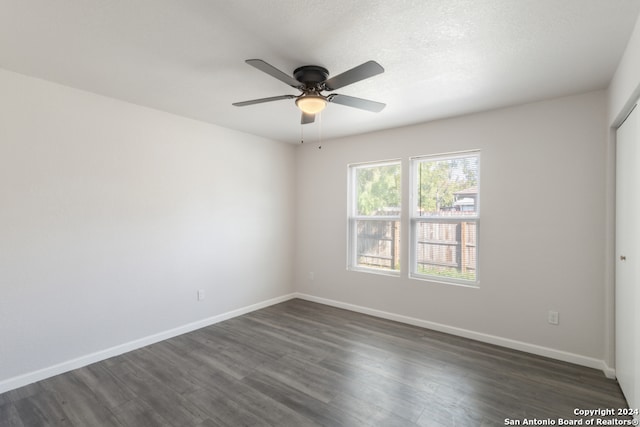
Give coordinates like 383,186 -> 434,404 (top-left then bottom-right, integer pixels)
293,65 -> 329,88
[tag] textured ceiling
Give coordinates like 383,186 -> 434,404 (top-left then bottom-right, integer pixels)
1,0 -> 639,143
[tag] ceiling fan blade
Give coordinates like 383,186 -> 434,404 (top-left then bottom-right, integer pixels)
246,59 -> 302,88
324,60 -> 384,91
328,94 -> 385,112
232,95 -> 296,107
301,112 -> 315,124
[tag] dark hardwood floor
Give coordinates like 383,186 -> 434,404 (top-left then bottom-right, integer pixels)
0,299 -> 629,426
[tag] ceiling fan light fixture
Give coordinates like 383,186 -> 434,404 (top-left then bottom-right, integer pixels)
296,95 -> 327,114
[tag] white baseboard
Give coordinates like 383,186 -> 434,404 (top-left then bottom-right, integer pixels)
1,292 -> 615,394
602,363 -> 617,379
0,293 -> 297,395
294,293 -> 614,377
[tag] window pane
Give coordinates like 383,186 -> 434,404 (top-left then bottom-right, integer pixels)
356,220 -> 400,271
416,155 -> 478,217
349,160 -> 401,274
415,221 -> 477,281
356,163 -> 401,216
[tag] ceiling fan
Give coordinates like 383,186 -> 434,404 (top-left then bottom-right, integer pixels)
232,59 -> 386,124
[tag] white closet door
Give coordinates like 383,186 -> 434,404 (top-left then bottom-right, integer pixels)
616,103 -> 639,411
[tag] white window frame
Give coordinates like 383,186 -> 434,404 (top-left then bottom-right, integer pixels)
347,160 -> 402,276
409,151 -> 480,286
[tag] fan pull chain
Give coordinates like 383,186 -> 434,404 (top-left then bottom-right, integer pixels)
300,122 -> 304,144
317,112 -> 322,149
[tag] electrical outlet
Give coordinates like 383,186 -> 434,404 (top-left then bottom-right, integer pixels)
197,289 -> 205,301
548,310 -> 559,325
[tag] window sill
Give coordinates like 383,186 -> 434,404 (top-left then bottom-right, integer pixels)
409,273 -> 480,289
348,266 -> 401,278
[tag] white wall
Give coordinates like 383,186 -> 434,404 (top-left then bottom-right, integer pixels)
0,68 -> 296,389
295,91 -> 608,368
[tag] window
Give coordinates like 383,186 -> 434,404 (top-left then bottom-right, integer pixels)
410,151 -> 480,284
348,161 -> 401,274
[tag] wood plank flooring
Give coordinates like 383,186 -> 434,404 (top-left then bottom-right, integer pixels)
0,299 -> 630,426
